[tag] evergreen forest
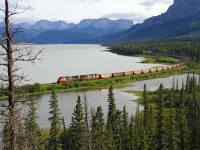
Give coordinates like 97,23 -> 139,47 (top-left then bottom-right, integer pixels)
2,74 -> 200,150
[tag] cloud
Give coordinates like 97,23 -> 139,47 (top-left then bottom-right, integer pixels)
141,0 -> 173,7
102,12 -> 147,24
0,1 -> 33,11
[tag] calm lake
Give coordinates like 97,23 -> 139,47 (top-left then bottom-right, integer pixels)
19,44 -> 162,84
1,44 -> 194,128
36,73 -> 199,128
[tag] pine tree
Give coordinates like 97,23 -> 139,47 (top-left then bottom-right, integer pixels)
142,84 -> 149,149
91,106 -> 106,150
177,87 -> 190,150
133,104 -> 141,150
48,91 -> 62,150
113,110 -> 123,150
60,117 -> 69,150
129,115 -> 135,150
121,106 -> 130,150
106,86 -> 117,149
156,84 -> 166,150
107,86 -> 117,130
25,96 -> 44,150
167,94 -> 179,150
83,94 -> 91,150
69,96 -> 87,150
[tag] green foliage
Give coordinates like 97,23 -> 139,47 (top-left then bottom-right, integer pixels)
68,96 -> 87,150
25,96 -> 45,150
48,91 -> 62,150
109,42 -> 200,63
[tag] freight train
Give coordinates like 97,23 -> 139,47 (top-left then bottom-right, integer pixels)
57,54 -> 190,83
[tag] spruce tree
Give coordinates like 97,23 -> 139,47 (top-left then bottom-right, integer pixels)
91,106 -> 106,150
25,96 -> 44,150
129,115 -> 135,150
107,86 -> 117,130
48,91 -> 62,150
142,84 -> 149,149
177,87 -> 190,150
156,84 -> 166,150
106,86 -> 117,149
167,94 -> 178,150
69,96 -> 87,150
121,106 -> 130,150
60,117 -> 69,150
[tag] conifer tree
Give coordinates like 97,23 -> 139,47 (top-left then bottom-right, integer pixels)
60,117 -> 69,150
113,110 -> 123,150
107,86 -> 117,130
106,86 -> 117,149
134,104 -> 141,150
48,91 -> 62,150
91,106 -> 106,150
121,106 -> 130,150
167,94 -> 178,150
129,115 -> 135,150
148,106 -> 156,149
142,84 -> 149,149
69,96 -> 87,150
177,87 -> 190,150
83,94 -> 91,150
25,96 -> 44,150
156,84 -> 166,150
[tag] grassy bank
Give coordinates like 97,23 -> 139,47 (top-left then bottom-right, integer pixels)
0,66 -> 189,100
138,54 -> 181,64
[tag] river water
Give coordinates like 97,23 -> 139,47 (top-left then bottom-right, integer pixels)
1,44 -> 194,128
15,44 -> 163,84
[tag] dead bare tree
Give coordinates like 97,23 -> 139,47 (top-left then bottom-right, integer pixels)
0,0 -> 42,149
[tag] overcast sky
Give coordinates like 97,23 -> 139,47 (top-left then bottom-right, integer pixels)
1,0 -> 174,24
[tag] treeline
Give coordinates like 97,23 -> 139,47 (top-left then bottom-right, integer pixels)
109,42 -> 200,63
2,74 -> 200,149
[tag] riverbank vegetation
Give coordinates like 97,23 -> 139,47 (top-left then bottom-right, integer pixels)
2,74 -> 200,149
109,41 -> 200,63
0,66 -> 188,100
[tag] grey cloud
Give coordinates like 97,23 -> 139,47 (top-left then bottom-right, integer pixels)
102,12 -> 147,24
141,0 -> 173,7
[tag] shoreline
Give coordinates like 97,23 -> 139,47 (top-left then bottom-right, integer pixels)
0,66 -> 191,101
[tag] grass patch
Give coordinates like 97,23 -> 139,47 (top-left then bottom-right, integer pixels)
137,54 -> 181,64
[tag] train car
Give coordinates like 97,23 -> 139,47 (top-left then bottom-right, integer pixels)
156,67 -> 163,71
167,65 -> 173,69
80,74 -> 94,80
112,72 -> 124,77
100,73 -> 112,79
57,77 -> 67,83
150,67 -> 157,73
172,64 -> 177,68
94,74 -> 101,79
142,69 -> 150,74
72,75 -> 81,81
133,70 -> 143,75
124,71 -> 133,76
162,66 -> 168,70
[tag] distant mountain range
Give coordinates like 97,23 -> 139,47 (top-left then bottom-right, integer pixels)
7,18 -> 133,44
100,0 -> 200,43
2,0 -> 200,44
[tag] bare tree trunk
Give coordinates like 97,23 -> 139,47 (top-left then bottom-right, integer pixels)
5,0 -> 17,149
